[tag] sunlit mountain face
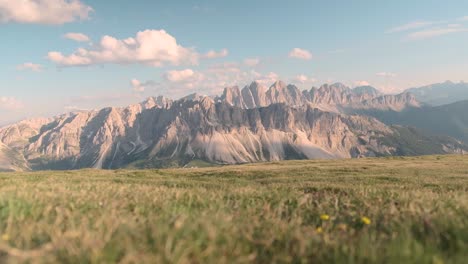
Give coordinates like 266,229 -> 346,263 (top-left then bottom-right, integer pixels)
1,81 -> 466,171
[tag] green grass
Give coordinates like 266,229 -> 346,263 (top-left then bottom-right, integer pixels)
0,155 -> 467,263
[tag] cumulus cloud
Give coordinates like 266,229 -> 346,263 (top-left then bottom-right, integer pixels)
164,69 -> 201,82
252,71 -> 280,85
292,74 -> 316,84
0,0 -> 93,25
48,30 -> 200,67
244,58 -> 260,67
376,72 -> 397,77
153,63 -> 282,97
294,74 -> 308,83
131,79 -> 144,92
130,79 -> 159,93
0,96 -> 23,110
354,81 -> 370,87
16,62 -> 43,72
202,49 -> 229,59
64,32 -> 90,42
288,48 -> 312,60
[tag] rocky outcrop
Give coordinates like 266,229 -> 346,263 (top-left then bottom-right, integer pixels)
0,98 -> 464,170
0,81 -> 462,171
0,142 -> 28,172
219,82 -> 420,112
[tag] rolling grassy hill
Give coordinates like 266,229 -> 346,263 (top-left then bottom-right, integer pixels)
0,155 -> 467,263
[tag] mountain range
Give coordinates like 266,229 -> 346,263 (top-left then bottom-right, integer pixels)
0,81 -> 466,171
406,81 -> 468,106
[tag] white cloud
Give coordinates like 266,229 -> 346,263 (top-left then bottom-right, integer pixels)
64,32 -> 90,42
376,72 -> 397,77
202,49 -> 229,59
288,48 -> 312,60
164,69 -> 201,82
16,62 -> 43,72
64,105 -> 89,111
0,0 -> 93,25
407,25 -> 468,40
292,74 -> 316,84
354,81 -> 370,87
387,21 -> 435,33
253,72 -> 280,85
0,96 -> 23,110
155,64 -> 282,97
130,79 -> 159,93
131,79 -> 144,92
244,58 -> 260,67
294,74 -> 308,83
48,30 -> 200,67
389,18 -> 468,40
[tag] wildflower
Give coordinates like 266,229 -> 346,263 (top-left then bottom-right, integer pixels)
361,216 -> 371,225
316,227 -> 323,233
1,234 -> 9,241
320,214 -> 330,221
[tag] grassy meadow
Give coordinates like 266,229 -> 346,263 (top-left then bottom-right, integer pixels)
0,155 -> 467,263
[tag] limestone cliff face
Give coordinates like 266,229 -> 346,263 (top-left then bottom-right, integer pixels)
0,81 -> 462,170
0,98 -> 463,170
223,81 -> 305,109
220,82 -> 420,112
0,117 -> 53,149
0,142 -> 28,171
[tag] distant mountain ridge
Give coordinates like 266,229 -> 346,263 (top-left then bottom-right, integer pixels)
0,80 -> 465,171
356,100 -> 468,143
218,81 -> 420,112
405,81 -> 468,106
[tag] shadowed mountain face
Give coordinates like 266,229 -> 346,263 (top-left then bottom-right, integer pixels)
0,81 -> 466,170
355,100 -> 468,143
406,81 -> 468,106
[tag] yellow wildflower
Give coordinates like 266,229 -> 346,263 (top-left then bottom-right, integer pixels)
320,214 -> 330,221
361,216 -> 371,225
1,234 -> 9,241
316,227 -> 323,233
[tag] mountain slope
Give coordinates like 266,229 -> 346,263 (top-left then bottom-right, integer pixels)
219,82 -> 420,112
1,80 -> 465,171
356,100 -> 468,143
406,81 -> 468,106
1,98 -> 465,170
0,142 -> 29,172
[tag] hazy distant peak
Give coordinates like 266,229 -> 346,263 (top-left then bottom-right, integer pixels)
406,81 -> 468,106
353,86 -> 381,96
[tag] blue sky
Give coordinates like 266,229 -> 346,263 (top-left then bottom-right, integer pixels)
1,0 -> 468,124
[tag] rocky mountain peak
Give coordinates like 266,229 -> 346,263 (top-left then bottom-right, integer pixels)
2,80 -> 451,171
270,80 -> 287,90
181,93 -> 206,102
353,86 -> 381,97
